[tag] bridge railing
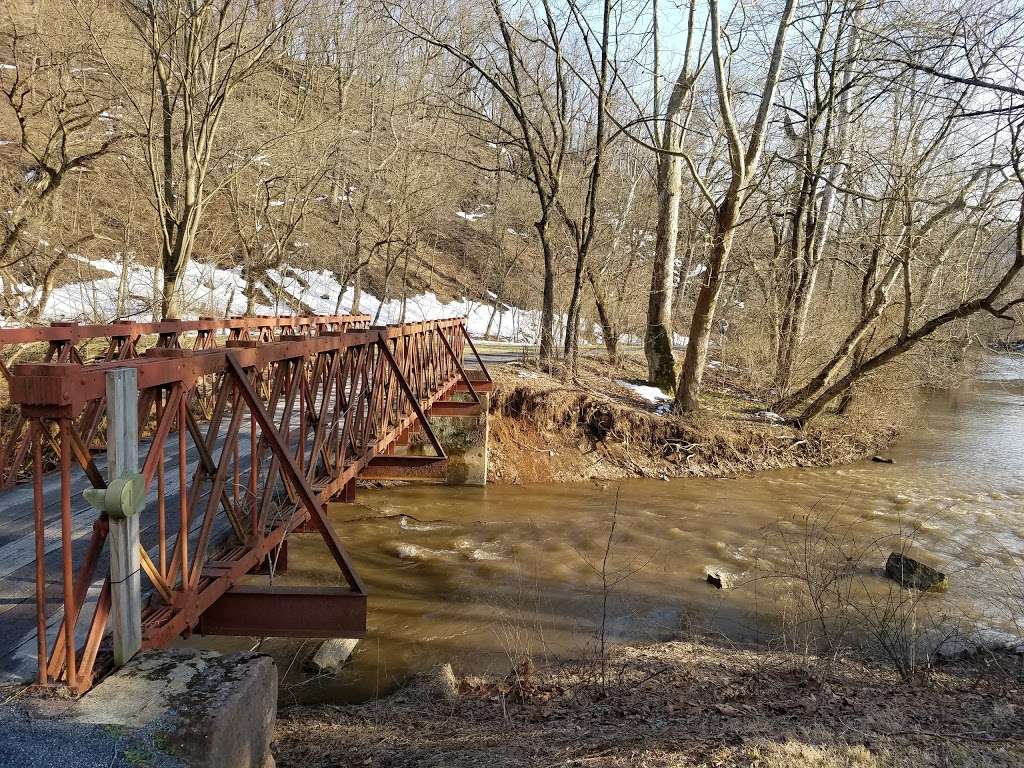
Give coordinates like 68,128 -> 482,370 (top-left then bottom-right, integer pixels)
0,314 -> 372,487
6,316 -> 490,692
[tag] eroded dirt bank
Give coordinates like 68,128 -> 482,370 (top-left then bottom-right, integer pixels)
274,639 -> 1024,768
485,356 -> 905,484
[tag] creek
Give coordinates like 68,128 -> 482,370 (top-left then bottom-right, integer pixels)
194,355 -> 1024,703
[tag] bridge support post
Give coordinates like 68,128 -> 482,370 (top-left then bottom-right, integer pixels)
461,391 -> 490,486
432,392 -> 489,486
106,368 -> 142,667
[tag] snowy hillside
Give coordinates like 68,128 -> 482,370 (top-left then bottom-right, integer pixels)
30,255 -> 545,342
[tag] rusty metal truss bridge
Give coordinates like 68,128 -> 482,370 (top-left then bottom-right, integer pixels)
0,314 -> 492,693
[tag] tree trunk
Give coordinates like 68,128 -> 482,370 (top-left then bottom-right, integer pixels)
563,252 -> 587,366
675,194 -> 739,412
674,0 -> 798,412
162,269 -> 182,319
646,149 -> 683,392
588,267 -> 618,363
645,0 -> 696,392
484,293 -> 502,339
537,222 -> 557,365
775,161 -> 812,393
351,269 -> 362,314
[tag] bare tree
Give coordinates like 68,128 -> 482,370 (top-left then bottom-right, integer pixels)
643,0 -> 705,391
673,0 -> 799,413
392,0 -> 579,365
94,0 -> 303,318
0,10 -> 120,319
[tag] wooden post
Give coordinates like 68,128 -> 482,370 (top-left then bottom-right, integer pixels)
107,367 -> 142,666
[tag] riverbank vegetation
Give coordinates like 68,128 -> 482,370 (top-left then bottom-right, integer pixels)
274,639 -> 1024,767
486,352 -> 907,483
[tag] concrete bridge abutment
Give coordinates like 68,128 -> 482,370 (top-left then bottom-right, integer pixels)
440,391 -> 489,486
2,649 -> 277,768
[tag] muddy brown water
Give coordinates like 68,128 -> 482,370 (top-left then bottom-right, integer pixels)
188,355 -> 1024,704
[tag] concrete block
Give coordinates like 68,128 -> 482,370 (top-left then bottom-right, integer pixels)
73,648 -> 277,768
304,638 -> 358,674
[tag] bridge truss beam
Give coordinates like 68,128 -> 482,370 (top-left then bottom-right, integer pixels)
6,316 -> 491,693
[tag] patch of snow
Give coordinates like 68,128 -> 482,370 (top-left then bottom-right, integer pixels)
455,209 -> 488,222
27,254 -> 555,345
42,255 -> 248,322
616,380 -> 671,403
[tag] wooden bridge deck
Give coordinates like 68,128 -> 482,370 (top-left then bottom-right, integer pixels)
0,427 -> 254,682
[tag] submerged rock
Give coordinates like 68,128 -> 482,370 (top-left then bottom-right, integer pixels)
705,570 -> 727,589
933,628 -> 1024,660
885,552 -> 948,591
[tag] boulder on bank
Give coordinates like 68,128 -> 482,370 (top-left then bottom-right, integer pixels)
885,552 -> 948,591
397,663 -> 460,705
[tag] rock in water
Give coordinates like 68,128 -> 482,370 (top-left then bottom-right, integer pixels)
305,638 -> 358,674
885,552 -> 948,591
705,570 -> 726,589
871,455 -> 895,464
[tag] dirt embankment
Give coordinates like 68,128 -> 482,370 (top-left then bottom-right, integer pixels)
486,356 -> 905,484
274,638 -> 1024,768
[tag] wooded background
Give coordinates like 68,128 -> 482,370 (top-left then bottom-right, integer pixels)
1,0 -> 1022,420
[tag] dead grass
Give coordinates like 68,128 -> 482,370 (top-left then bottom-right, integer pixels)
273,638 -> 1024,767
487,354 -> 906,484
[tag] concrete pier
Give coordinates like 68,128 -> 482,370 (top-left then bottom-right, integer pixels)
435,392 -> 490,486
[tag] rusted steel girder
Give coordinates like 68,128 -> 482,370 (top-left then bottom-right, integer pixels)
196,586 -> 366,638
7,316 -> 491,693
0,314 -> 371,487
361,455 -> 449,480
